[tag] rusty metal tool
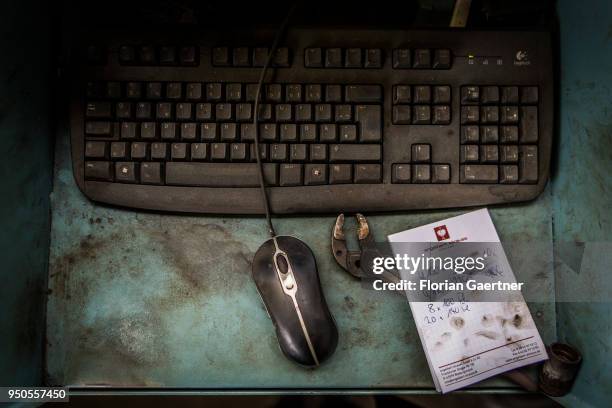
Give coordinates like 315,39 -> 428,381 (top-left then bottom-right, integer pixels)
332,213 -> 399,284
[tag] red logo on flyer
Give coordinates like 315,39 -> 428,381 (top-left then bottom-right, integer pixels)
434,225 -> 450,241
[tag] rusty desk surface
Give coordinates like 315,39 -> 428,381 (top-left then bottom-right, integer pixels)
46,133 -> 556,391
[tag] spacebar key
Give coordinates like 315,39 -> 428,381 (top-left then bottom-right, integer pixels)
166,163 -> 260,187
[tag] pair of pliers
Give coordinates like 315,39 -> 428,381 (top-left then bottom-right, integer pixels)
331,213 -> 399,284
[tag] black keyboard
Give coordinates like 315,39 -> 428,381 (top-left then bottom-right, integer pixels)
70,28 -> 553,214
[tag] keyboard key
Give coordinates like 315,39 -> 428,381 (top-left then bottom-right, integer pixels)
432,49 -> 451,69
140,122 -> 157,139
196,103 -> 213,120
305,164 -> 327,185
325,48 -> 343,67
433,85 -> 451,104
186,83 -> 202,100
411,144 -> 431,162
167,163 -> 268,187
481,86 -> 499,104
392,164 -> 411,183
120,122 -> 137,139
501,86 -> 519,104
119,46 -> 135,64
339,125 -> 357,143
220,123 -> 238,141
461,126 -> 480,143
280,124 -> 298,141
413,105 -> 431,124
280,164 -> 303,186
138,46 -> 156,64
500,145 -> 519,163
520,86 -> 539,104
460,165 -> 498,183
314,104 -> 332,122
413,49 -> 431,68
146,82 -> 163,99
500,126 -> 519,143
325,85 -> 342,102
275,103 -> 293,122
159,46 -> 176,64
110,142 -> 127,160
356,105 -> 382,142
115,162 -> 138,183
305,84 -> 322,102
240,124 -> 256,141
272,47 -> 290,67
126,82 -> 142,99
270,144 -> 288,161
233,47 -> 250,66
335,105 -> 352,122
85,161 -> 112,181
500,165 -> 519,184
131,142 -> 148,159
290,144 -> 308,162
226,83 -> 243,101
392,48 -> 411,68
250,144 -> 268,161
176,103 -> 192,120
432,164 -> 451,183
151,142 -> 168,160
85,141 -> 107,159
230,143 -> 247,161
156,102 -> 172,119
520,106 -> 538,143
310,144 -> 327,161
392,105 -> 411,124
461,106 -> 479,124
519,145 -> 538,183
86,121 -> 112,136
364,49 -> 382,68
140,162 -> 162,184
480,126 -> 499,143
412,164 -> 431,183
166,82 -> 182,99
191,143 -> 207,160
305,48 -> 323,67
461,145 -> 479,163
354,164 -> 381,183
211,143 -> 228,160
136,102 -> 153,119
481,106 -> 499,123
171,143 -> 188,160
116,102 -> 132,119
330,164 -> 352,184
212,47 -> 230,66
179,46 -> 198,65
86,102 -> 111,118
345,48 -> 362,68
319,124 -> 337,142
345,85 -> 382,103
206,83 -> 223,101
216,103 -> 232,121
286,84 -> 302,102
252,47 -> 268,67
299,124 -> 317,142
413,86 -> 431,103
461,86 -> 479,104
161,122 -> 177,140
393,85 -> 411,104
329,144 -> 381,162
295,104 -> 312,122
106,82 -> 121,99
236,103 -> 253,121
480,145 -> 498,162
432,105 -> 451,125
501,106 -> 519,124
260,123 -> 277,141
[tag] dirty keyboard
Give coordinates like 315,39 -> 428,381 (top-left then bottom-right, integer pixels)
70,28 -> 553,214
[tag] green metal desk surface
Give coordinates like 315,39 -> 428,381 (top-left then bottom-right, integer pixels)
46,132 -> 556,390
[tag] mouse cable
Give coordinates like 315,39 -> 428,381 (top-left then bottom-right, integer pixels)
253,2 -> 299,238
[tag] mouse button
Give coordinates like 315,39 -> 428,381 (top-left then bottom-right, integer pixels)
275,253 -> 290,274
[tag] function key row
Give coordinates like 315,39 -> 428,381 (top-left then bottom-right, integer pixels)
212,47 -> 290,67
392,48 -> 452,69
118,45 -> 198,66
304,48 -> 382,68
461,86 -> 538,104
86,82 -> 382,104
85,162 -> 382,186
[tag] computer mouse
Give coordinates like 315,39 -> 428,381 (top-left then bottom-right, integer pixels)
252,235 -> 338,367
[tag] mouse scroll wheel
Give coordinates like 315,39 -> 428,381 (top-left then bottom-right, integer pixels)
275,253 -> 290,274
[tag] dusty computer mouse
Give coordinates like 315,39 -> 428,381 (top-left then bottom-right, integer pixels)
252,235 -> 338,367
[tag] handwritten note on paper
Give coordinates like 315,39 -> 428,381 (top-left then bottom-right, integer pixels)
388,209 -> 548,393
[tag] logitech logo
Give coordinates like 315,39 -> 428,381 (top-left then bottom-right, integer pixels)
514,50 -> 531,66
434,225 -> 450,241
